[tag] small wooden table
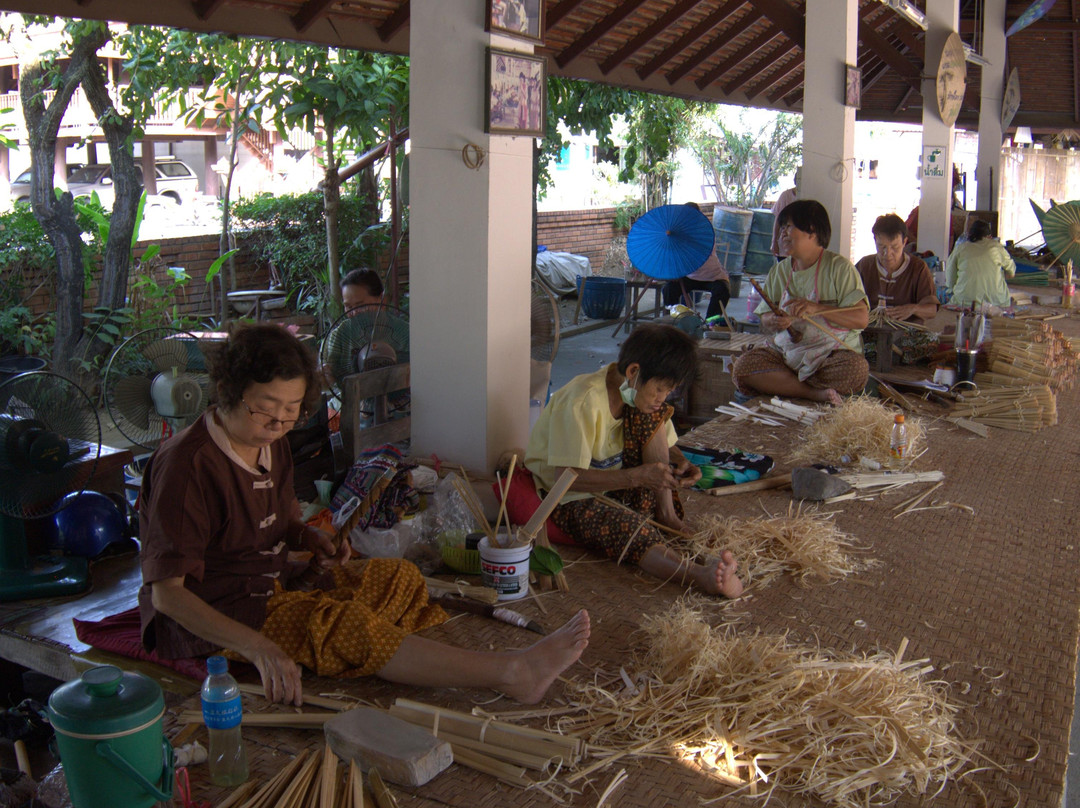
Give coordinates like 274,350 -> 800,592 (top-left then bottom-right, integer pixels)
862,325 -> 899,372
227,289 -> 283,321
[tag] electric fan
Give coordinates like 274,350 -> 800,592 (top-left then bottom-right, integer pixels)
0,371 -> 101,601
319,304 -> 410,419
103,328 -> 211,450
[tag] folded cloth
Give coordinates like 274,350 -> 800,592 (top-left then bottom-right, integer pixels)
73,608 -> 208,680
330,445 -> 419,530
680,447 -> 775,488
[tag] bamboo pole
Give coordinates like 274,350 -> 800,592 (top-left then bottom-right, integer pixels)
450,746 -> 533,788
236,683 -> 353,711
705,473 -> 792,496
178,710 -> 333,728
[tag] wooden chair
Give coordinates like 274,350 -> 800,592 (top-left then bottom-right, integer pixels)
339,363 -> 411,465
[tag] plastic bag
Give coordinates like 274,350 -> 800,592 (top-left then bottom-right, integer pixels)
37,763 -> 71,808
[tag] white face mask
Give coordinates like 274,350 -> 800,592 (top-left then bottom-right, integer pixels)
619,375 -> 638,408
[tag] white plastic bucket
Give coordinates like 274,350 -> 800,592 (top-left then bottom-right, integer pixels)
478,536 -> 531,601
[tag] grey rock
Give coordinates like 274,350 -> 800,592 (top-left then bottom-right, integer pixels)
324,707 -> 453,787
790,466 -> 852,501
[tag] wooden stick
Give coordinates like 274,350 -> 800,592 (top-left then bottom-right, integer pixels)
271,748 -> 321,808
450,745 -> 533,787
238,751 -> 309,808
349,761 -> 365,808
704,473 -> 792,496
237,682 -> 353,711
215,780 -> 259,808
519,467 -> 578,541
367,768 -> 398,808
178,709 -> 332,728
493,454 -> 517,545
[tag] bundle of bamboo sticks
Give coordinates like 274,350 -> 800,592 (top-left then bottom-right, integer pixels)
388,699 -> 585,788
951,383 -> 1057,432
550,603 -> 975,808
985,336 -> 1077,391
215,744 -> 369,808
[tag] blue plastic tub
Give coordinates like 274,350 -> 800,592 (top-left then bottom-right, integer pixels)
579,276 -> 626,320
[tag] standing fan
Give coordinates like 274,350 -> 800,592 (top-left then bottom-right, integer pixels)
104,328 -> 210,450
319,305 -> 410,419
0,371 -> 101,601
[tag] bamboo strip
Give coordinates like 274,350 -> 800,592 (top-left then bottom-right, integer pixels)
391,698 -> 582,759
273,748 -> 321,808
423,576 -> 499,605
426,727 -> 554,770
178,710 -> 332,728
349,761 -> 364,808
450,474 -> 495,541
238,750 -> 310,808
593,493 -> 694,542
492,454 -> 517,543
215,780 -> 259,808
450,746 -> 533,788
236,683 -> 352,712
319,742 -> 338,808
367,769 -> 398,808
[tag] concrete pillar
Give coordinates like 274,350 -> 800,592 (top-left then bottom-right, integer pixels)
801,0 -> 857,257
976,0 -> 1007,213
141,145 -> 158,195
918,0 -> 961,258
409,0 -> 533,472
204,138 -> 220,198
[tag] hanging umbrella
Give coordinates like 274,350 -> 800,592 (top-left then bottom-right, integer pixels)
626,204 -> 715,280
1040,200 -> 1080,269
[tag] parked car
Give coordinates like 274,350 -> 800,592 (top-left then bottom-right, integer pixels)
9,164 -> 85,203
64,159 -> 201,207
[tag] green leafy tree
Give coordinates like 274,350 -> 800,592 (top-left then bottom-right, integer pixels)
621,94 -> 703,211
690,108 -> 802,208
13,16 -> 143,377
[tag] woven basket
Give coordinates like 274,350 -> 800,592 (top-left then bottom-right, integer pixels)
440,545 -> 482,574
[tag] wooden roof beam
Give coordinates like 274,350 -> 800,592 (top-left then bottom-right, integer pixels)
599,0 -> 707,74
637,0 -> 745,80
555,0 -> 651,68
765,70 -> 803,105
857,18 -> 922,92
756,54 -> 803,101
192,0 -> 227,22
665,3 -> 759,84
378,0 -> 409,42
745,0 -> 805,43
696,28 -> 779,89
293,0 -> 335,34
547,0 -> 592,32
723,38 -> 797,95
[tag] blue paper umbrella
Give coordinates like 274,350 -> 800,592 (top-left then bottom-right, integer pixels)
626,204 -> 716,280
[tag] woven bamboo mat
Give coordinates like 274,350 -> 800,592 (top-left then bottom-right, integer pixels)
169,311 -> 1080,808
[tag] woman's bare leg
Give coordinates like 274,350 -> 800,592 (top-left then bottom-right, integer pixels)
742,369 -> 841,405
641,422 -> 681,527
376,610 -> 590,704
639,545 -> 743,598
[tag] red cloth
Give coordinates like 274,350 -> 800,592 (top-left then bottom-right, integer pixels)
492,467 -> 575,545
73,608 -> 208,680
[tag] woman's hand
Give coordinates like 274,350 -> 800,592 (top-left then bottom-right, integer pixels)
670,456 -> 702,488
303,525 -> 351,568
249,634 -> 304,706
786,298 -> 822,318
630,461 -> 680,491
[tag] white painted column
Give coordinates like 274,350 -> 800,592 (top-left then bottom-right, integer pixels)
918,0 -> 961,258
976,0 -> 1007,212
409,0 -> 533,472
801,0 -> 857,257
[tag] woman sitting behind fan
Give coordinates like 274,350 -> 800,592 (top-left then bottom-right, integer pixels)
524,324 -> 743,598
945,219 -> 1016,308
139,323 -> 589,706
731,200 -> 870,407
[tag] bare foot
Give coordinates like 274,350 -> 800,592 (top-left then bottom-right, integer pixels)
502,610 -> 590,704
823,388 -> 844,406
693,550 -> 743,598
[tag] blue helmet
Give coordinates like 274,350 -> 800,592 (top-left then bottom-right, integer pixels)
52,491 -> 135,559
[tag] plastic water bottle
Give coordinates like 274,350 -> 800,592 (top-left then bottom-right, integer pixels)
890,414 -> 908,460
201,656 -> 248,787
746,285 -> 762,323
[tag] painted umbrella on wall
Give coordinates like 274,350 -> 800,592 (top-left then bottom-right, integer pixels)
1006,0 -> 1057,37
626,204 -> 716,280
1040,201 -> 1080,270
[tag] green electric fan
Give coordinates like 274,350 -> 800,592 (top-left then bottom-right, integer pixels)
0,371 -> 101,601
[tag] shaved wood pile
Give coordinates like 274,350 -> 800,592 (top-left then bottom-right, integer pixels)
217,744 -> 367,808
788,396 -> 925,468
688,505 -> 870,589
951,384 -> 1057,432
552,604 -> 975,808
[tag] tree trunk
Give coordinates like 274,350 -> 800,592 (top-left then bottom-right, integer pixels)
323,112 -> 342,322
18,24 -> 108,375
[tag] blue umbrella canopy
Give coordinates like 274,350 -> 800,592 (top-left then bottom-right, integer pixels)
626,204 -> 716,280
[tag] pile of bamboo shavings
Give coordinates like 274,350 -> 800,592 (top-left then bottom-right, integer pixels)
951,383 -> 1057,432
788,395 -> 925,468
553,604 -> 975,808
687,504 -> 870,589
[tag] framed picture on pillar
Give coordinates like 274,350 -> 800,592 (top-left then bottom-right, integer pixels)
485,49 -> 547,137
487,0 -> 544,44
845,64 -> 862,109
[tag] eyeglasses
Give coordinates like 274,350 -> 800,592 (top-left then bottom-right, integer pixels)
241,399 -> 305,430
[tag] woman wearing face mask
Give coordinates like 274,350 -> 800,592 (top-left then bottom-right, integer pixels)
524,324 -> 743,598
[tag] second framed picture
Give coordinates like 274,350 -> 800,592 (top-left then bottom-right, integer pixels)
486,48 -> 547,137
487,0 -> 544,44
